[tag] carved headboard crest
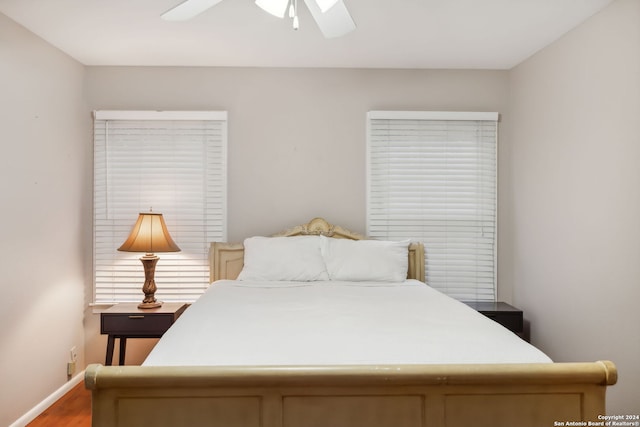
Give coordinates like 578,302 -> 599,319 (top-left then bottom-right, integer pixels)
273,217 -> 365,240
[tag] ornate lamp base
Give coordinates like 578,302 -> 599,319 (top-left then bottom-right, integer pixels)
138,301 -> 163,309
138,254 -> 163,309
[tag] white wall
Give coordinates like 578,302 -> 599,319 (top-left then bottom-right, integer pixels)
84,66 -> 510,243
0,13 -> 91,427
507,0 -> 640,413
83,66 -> 511,364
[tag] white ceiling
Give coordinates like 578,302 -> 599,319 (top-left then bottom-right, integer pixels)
0,0 -> 613,69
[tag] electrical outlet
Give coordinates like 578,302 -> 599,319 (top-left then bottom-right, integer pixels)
67,346 -> 78,377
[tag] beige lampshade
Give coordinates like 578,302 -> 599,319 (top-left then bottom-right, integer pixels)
118,212 -> 181,253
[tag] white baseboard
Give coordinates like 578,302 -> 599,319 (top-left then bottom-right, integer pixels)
9,371 -> 86,427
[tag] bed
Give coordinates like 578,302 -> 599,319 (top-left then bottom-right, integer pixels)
85,217 -> 617,427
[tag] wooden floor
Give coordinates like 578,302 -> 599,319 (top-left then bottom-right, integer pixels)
27,382 -> 91,427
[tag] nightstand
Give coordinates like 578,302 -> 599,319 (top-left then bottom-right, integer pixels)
101,302 -> 187,365
463,301 -> 525,340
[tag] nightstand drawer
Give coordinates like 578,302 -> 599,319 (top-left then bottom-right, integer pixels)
100,302 -> 187,336
101,313 -> 174,335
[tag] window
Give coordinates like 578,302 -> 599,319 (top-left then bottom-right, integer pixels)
93,110 -> 227,304
367,111 -> 498,301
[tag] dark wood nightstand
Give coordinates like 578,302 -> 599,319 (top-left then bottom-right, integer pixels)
463,301 -> 525,340
101,302 -> 187,365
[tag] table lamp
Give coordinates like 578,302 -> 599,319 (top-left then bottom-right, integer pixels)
118,212 -> 181,309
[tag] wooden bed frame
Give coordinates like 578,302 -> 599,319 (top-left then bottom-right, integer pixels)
85,217 -> 617,427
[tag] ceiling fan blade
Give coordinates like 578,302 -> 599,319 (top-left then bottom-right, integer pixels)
161,0 -> 225,21
314,0 -> 339,13
255,0 -> 290,18
304,0 -> 355,38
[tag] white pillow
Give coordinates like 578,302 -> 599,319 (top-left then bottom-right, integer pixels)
320,236 -> 410,282
237,236 -> 329,282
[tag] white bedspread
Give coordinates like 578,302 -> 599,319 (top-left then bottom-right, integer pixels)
144,280 -> 551,366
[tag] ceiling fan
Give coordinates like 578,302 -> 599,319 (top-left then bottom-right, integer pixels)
161,0 -> 356,38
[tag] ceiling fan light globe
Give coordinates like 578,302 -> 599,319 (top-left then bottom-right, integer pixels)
255,0 -> 290,18
314,0 -> 339,13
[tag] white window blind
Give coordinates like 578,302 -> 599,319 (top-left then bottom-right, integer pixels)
367,111 -> 498,301
93,110 -> 227,304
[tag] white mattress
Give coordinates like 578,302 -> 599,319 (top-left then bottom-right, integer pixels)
144,280 -> 551,366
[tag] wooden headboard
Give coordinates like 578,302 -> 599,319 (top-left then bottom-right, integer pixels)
209,217 -> 425,283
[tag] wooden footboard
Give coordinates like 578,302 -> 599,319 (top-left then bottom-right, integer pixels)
85,361 -> 616,427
